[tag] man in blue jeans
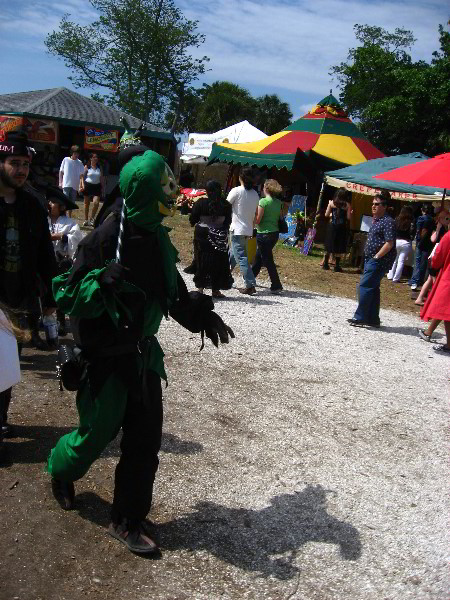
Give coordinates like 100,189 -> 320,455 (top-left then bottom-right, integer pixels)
226,168 -> 260,295
408,204 -> 435,290
348,192 -> 396,327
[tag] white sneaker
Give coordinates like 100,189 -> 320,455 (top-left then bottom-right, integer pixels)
411,284 -> 418,290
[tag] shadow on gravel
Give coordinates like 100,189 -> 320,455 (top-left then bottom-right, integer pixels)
161,432 -> 203,455
380,325 -> 444,339
3,424 -> 73,464
158,485 -> 362,579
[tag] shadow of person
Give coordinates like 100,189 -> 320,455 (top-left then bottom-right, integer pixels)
2,424 -> 73,465
161,432 -> 203,455
158,485 -> 362,579
379,325 -> 444,340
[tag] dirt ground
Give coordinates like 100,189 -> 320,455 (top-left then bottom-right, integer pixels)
0,204 -> 443,600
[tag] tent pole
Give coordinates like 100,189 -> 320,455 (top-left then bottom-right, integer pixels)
314,181 -> 325,227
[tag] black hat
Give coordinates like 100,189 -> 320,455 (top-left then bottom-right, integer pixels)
0,131 -> 35,159
45,185 -> 78,211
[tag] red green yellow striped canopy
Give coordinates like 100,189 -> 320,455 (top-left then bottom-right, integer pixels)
208,94 -> 385,171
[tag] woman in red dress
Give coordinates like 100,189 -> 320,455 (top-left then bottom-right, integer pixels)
420,230 -> 450,354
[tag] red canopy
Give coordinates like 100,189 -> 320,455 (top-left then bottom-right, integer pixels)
373,153 -> 450,189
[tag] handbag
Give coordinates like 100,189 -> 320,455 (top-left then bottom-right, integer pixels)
56,344 -> 83,391
278,216 -> 288,234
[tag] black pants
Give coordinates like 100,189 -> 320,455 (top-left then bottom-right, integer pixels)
252,232 -> 282,291
111,369 -> 163,524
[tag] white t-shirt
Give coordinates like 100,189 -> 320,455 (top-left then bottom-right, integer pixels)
85,166 -> 101,185
60,157 -> 85,190
48,215 -> 84,258
226,185 -> 259,236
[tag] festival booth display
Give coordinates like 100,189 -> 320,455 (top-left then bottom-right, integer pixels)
208,94 -> 385,253
325,153 -> 445,231
0,88 -> 177,190
180,121 -> 267,164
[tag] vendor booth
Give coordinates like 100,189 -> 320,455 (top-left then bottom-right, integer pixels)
0,87 -> 177,193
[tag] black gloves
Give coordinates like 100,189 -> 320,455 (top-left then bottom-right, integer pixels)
169,288 -> 235,350
99,262 -> 127,288
202,311 -> 235,348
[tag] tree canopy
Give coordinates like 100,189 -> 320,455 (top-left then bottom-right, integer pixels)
45,0 -> 209,126
166,81 -> 292,135
330,24 -> 450,156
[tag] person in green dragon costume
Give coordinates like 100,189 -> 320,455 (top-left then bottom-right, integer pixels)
47,126 -> 234,555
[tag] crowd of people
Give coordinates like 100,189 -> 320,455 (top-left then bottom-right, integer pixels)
0,132 -> 449,558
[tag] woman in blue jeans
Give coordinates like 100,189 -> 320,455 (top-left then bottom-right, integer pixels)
252,179 -> 284,294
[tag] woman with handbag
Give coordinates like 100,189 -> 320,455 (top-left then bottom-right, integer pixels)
322,187 -> 352,272
251,178 -> 284,294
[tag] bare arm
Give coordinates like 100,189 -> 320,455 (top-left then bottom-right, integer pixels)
346,202 -> 352,221
254,206 -> 264,225
325,200 -> 334,218
374,240 -> 394,259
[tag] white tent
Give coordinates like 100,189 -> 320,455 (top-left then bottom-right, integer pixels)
180,120 -> 267,164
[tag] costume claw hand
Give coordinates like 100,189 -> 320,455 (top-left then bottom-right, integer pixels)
204,313 -> 235,347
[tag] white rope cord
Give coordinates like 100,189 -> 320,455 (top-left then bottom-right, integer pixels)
115,200 -> 127,264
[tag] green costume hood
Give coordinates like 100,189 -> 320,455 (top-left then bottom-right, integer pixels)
120,150 -> 176,231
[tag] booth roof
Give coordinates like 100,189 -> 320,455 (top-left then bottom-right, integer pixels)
325,153 -> 445,198
0,87 -> 174,140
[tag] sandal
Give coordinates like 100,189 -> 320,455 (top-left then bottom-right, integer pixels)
432,345 -> 450,354
109,519 -> 160,555
417,328 -> 431,342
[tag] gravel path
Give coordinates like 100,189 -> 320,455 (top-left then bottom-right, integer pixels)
2,271 -> 448,600
150,272 -> 449,600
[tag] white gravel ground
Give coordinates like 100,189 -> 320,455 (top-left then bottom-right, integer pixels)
146,272 -> 449,600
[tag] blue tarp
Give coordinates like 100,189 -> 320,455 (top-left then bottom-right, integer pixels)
325,153 -> 445,197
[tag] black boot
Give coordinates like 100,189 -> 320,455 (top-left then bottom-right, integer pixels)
51,478 -> 75,510
334,257 -> 343,272
322,254 -> 330,270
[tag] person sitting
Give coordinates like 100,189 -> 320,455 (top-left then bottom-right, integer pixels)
189,180 -> 232,298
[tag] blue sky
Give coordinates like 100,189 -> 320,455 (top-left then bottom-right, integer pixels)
0,0 -> 447,122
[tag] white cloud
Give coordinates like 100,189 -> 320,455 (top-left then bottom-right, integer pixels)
0,0 -> 447,108
178,0 -> 447,99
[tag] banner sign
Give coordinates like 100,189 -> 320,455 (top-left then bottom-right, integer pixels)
0,115 -> 58,144
279,195 -> 308,240
302,228 -> 317,255
84,127 -> 119,152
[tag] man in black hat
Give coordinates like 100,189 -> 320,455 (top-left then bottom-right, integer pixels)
46,186 -> 83,335
0,131 -> 57,456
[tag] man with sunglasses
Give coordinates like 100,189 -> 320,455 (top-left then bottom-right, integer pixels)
348,191 -> 396,327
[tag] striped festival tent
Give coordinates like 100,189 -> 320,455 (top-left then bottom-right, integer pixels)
208,94 -> 385,172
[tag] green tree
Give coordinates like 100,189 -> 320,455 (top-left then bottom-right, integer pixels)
45,0 -> 209,126
253,94 -> 292,135
330,24 -> 450,155
192,81 -> 258,132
